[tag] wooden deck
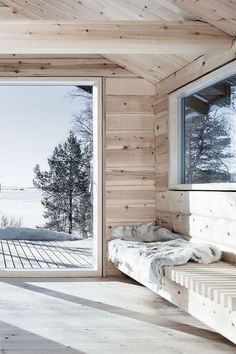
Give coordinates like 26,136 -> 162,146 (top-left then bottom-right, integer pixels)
0,239 -> 93,269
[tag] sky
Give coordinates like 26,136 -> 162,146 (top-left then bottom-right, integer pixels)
0,85 -> 86,187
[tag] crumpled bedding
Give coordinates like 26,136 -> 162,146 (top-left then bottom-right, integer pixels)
108,236 -> 221,291
111,222 -> 184,242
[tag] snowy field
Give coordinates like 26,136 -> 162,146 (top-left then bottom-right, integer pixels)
0,188 -> 94,268
0,188 -> 45,228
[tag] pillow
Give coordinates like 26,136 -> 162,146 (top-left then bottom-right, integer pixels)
111,222 -> 184,242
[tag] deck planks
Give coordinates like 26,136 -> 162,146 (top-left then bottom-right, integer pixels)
0,240 -> 93,270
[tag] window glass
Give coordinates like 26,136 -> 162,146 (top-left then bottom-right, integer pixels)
182,73 -> 236,184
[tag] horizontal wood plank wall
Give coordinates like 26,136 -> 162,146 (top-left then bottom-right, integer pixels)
155,52 -> 236,262
0,55 -> 135,77
105,78 -> 156,275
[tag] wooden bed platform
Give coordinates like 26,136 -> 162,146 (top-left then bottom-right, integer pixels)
116,261 -> 236,344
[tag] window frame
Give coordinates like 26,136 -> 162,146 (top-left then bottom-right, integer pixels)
169,61 -> 236,191
0,77 -> 103,277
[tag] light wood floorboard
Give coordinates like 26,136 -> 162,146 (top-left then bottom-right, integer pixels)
0,277 -> 235,353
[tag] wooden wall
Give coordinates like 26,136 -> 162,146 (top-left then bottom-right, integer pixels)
0,55 -> 136,78
155,46 -> 236,262
105,78 -> 156,275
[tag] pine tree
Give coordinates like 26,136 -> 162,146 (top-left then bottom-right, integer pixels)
33,132 -> 89,235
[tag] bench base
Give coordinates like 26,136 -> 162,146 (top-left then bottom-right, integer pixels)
116,262 -> 236,344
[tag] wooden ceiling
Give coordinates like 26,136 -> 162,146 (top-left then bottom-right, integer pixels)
166,0 -> 236,36
0,0 -> 235,84
0,0 -> 194,21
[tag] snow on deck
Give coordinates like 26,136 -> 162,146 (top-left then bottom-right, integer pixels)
0,239 -> 93,269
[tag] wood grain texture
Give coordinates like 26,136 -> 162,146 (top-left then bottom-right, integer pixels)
105,77 -> 156,275
0,2 -> 27,19
106,113 -> 155,131
0,1 -> 199,84
166,0 -> 236,36
156,191 -> 236,251
116,260 -> 236,344
156,40 -> 236,98
155,54 -> 236,260
106,95 -> 155,114
105,53 -> 205,84
2,276 -> 235,352
0,21 -> 230,55
0,1 -> 234,85
106,77 -> 155,95
0,0 -> 194,21
165,262 -> 236,343
106,131 -> 155,150
0,56 -> 136,77
106,167 -> 156,187
155,96 -> 169,192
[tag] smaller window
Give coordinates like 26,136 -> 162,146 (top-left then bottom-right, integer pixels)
169,62 -> 236,190
182,75 -> 236,184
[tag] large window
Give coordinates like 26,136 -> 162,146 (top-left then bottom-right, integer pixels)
169,62 -> 236,190
0,79 -> 102,276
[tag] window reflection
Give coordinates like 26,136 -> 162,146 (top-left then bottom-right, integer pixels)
182,74 -> 236,184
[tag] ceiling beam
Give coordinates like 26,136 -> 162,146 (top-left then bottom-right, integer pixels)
0,21 -> 232,55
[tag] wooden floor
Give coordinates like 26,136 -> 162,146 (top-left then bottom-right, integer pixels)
0,240 -> 93,269
0,277 -> 235,354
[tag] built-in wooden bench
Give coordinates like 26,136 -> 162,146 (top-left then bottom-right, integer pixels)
116,261 -> 236,344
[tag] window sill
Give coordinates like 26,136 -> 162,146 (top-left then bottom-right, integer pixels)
169,183 -> 236,191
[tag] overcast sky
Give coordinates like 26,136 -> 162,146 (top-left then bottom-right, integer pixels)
0,85 -> 85,187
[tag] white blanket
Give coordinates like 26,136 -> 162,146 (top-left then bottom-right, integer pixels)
108,238 -> 221,290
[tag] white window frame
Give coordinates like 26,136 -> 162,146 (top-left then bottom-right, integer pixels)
0,77 -> 103,277
169,61 -> 236,191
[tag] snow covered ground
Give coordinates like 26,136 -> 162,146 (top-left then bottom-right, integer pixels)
0,187 -> 90,242
0,227 -> 82,241
0,188 -> 44,228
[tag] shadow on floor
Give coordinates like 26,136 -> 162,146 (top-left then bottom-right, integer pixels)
2,279 -> 234,346
0,319 -> 86,354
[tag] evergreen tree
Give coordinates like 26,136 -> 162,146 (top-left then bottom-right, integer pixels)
33,132 -> 89,235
